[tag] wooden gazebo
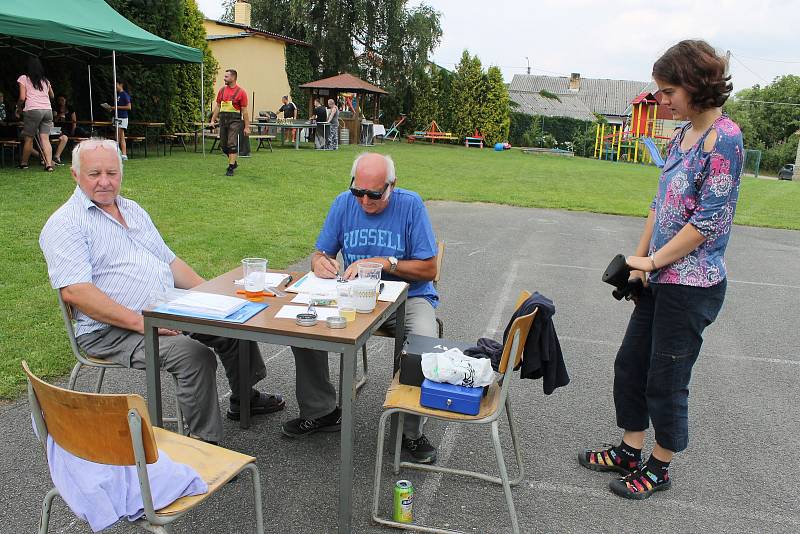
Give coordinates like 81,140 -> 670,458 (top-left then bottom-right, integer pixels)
299,72 -> 387,144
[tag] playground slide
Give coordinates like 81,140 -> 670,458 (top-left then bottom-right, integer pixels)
642,137 -> 665,168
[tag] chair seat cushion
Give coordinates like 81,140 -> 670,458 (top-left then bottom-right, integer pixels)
153,427 -> 255,516
383,372 -> 501,421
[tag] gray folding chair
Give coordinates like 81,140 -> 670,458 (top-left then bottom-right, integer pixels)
23,361 -> 264,534
57,291 -> 186,435
371,291 -> 536,533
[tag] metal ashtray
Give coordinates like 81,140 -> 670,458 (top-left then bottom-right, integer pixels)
295,313 -> 318,327
326,316 -> 347,329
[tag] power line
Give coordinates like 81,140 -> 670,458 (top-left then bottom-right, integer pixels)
736,54 -> 800,64
730,53 -> 770,84
435,59 -> 567,76
736,99 -> 800,107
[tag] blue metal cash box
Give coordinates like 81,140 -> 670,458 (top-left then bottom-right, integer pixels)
420,379 -> 484,416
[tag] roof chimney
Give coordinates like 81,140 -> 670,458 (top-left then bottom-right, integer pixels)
569,72 -> 580,92
234,1 -> 252,27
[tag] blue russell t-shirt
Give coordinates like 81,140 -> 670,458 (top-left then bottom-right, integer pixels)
316,187 -> 438,307
116,91 -> 130,118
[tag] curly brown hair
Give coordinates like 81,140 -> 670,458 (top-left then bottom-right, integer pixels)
652,40 -> 732,110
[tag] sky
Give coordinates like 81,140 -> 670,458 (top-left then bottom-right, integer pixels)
196,0 -> 799,93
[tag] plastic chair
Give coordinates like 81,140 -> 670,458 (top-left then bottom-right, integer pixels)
57,291 -> 186,435
22,361 -> 264,534
371,291 -> 537,533
338,242 -> 445,405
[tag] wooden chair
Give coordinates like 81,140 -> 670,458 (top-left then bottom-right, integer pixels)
338,242 -> 445,404
371,291 -> 536,534
57,291 -> 186,435
22,361 -> 264,534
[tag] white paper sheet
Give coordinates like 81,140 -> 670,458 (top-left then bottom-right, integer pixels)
375,281 -> 406,303
285,272 -> 340,294
274,305 -> 342,320
286,273 -> 406,303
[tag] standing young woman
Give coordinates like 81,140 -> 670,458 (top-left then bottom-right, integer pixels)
579,40 -> 744,500
16,57 -> 56,171
111,80 -> 131,160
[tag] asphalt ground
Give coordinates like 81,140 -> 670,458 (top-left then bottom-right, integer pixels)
1,201 -> 798,533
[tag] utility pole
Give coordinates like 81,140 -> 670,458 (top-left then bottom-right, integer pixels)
725,49 -> 731,76
794,130 -> 800,171
525,57 -> 531,75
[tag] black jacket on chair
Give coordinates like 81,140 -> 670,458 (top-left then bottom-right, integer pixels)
465,292 -> 569,395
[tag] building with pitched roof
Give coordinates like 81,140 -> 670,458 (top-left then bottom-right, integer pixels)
204,1 -> 309,118
509,73 -> 651,125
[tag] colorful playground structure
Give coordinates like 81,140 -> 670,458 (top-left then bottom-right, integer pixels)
593,91 -> 672,167
407,120 -> 459,143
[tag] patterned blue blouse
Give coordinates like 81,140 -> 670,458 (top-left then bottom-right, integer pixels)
649,114 -> 744,287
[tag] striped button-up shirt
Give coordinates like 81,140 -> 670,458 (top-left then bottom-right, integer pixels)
39,187 -> 176,337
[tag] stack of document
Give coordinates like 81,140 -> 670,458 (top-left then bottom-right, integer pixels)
167,292 -> 247,319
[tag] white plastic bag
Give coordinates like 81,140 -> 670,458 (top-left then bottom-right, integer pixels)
421,348 -> 495,388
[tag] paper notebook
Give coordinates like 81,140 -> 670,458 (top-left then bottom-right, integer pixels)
167,292 -> 247,318
154,301 -> 268,323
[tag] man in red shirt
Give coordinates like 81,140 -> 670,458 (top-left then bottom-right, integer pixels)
210,69 -> 250,176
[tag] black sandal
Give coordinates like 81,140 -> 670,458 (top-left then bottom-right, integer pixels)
45,165 -> 55,172
17,163 -> 29,169
579,445 -> 640,475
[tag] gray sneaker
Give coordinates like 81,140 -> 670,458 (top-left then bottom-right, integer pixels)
282,407 -> 341,438
402,434 -> 437,464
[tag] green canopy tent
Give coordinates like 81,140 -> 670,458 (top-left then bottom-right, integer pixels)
0,0 -> 208,149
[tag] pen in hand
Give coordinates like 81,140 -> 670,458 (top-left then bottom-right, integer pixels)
321,251 -> 344,282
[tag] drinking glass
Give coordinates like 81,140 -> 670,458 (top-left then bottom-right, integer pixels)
242,258 -> 268,299
357,262 -> 383,281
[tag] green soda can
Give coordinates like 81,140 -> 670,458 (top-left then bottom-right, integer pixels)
393,480 -> 414,523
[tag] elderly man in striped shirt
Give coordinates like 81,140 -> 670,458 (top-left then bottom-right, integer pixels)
39,138 -> 284,444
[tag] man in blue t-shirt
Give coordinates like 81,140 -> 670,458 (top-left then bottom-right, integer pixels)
283,153 -> 440,464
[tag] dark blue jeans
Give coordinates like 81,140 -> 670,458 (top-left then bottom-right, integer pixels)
613,280 -> 726,453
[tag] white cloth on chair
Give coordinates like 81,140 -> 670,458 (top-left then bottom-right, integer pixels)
421,348 -> 495,388
40,426 -> 207,532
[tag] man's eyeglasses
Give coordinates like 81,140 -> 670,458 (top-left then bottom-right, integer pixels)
349,177 -> 390,200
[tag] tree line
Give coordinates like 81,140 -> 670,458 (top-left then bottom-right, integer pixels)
725,74 -> 800,172
224,1 -> 510,144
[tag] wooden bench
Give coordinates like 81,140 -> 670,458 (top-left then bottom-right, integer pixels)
251,134 -> 275,153
0,139 -> 20,167
209,134 -> 272,154
158,134 -> 177,156
171,132 -> 194,152
126,136 -> 145,158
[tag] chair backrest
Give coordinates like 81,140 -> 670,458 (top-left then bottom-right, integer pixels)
56,290 -> 91,364
497,291 -> 536,374
22,360 -> 158,466
433,241 -> 445,285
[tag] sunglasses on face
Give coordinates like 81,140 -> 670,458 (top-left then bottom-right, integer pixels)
349,177 -> 390,200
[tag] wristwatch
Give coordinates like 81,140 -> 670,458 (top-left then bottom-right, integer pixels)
387,256 -> 398,273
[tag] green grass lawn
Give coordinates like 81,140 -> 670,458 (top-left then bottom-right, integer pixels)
1,141 -> 798,398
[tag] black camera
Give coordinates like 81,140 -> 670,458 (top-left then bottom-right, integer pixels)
602,254 -> 644,301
